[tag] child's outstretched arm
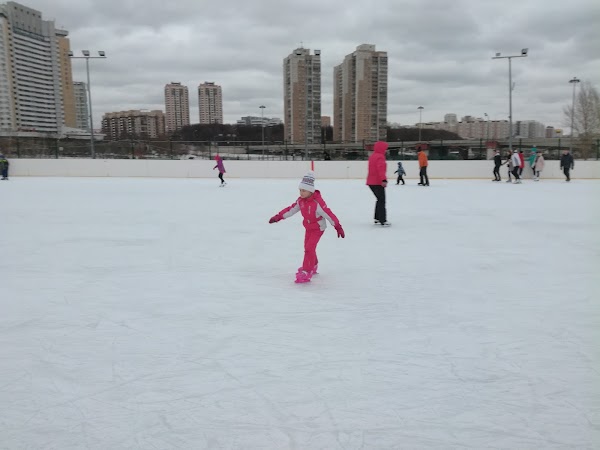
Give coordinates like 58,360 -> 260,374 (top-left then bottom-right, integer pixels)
269,201 -> 300,223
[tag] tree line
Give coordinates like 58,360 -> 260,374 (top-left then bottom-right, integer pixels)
168,123 -> 462,143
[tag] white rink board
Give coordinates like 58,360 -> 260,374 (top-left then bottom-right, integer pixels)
7,158 -> 600,179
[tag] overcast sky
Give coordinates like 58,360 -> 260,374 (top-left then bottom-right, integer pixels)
28,0 -> 600,130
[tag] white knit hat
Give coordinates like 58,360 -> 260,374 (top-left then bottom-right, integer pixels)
299,171 -> 316,193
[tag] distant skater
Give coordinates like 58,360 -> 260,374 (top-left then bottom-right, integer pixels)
394,161 -> 406,185
268,171 -> 345,283
503,150 -> 513,182
213,155 -> 226,186
560,150 -> 574,182
492,150 -> 502,181
533,152 -> 545,181
0,154 -> 8,180
518,149 -> 525,177
417,148 -> 429,186
511,150 -> 522,183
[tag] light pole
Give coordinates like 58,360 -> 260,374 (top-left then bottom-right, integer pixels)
69,50 -> 106,159
569,77 -> 580,154
484,112 -> 490,142
417,106 -> 424,141
259,105 -> 266,158
492,49 -> 528,152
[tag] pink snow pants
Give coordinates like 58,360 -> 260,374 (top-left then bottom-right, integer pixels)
302,229 -> 324,272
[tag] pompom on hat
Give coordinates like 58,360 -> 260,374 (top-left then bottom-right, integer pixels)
299,171 -> 316,193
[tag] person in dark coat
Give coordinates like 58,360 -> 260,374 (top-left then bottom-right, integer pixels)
492,150 -> 502,181
560,150 -> 574,182
0,154 -> 8,180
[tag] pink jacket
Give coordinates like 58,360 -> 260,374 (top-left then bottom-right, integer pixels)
366,141 -> 388,185
275,190 -> 340,231
213,156 -> 226,173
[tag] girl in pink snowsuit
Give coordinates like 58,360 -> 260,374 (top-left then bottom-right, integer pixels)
213,155 -> 226,186
269,171 -> 345,283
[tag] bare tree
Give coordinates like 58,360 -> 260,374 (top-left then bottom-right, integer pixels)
563,81 -> 600,159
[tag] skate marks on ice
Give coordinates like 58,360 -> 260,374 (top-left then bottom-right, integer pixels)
0,178 -> 599,448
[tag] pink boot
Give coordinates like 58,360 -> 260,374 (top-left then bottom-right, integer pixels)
295,270 -> 312,283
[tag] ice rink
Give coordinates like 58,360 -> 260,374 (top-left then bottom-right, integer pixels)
1,177 -> 599,449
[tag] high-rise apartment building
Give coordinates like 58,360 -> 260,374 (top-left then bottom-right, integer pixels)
56,28 -> 75,128
73,81 -> 88,130
198,82 -> 223,124
333,44 -> 388,143
101,110 -> 165,140
164,82 -> 189,133
283,47 -> 322,145
0,1 -> 74,133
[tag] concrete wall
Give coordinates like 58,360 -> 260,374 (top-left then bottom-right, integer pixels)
7,158 -> 600,179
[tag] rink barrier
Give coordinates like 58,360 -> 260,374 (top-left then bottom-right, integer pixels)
7,159 -> 600,179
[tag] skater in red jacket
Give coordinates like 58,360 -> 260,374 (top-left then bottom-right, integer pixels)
269,171 -> 345,283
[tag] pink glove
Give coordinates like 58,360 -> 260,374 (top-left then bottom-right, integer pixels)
269,215 -> 282,224
335,224 -> 345,238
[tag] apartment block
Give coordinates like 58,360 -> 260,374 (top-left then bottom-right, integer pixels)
236,116 -> 282,126
198,82 -> 223,124
333,44 -> 388,143
164,82 -> 189,133
0,1 -> 73,133
101,110 -> 165,140
73,81 -> 88,130
283,47 -> 322,145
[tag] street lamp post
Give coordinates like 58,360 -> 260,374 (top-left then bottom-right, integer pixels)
69,50 -> 106,159
259,105 -> 266,158
484,112 -> 490,142
569,77 -> 580,155
492,49 -> 528,152
417,106 -> 424,142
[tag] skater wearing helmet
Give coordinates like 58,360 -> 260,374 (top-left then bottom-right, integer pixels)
268,171 -> 345,283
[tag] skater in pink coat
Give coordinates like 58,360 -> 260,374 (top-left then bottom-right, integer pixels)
269,171 -> 345,283
213,155 -> 226,186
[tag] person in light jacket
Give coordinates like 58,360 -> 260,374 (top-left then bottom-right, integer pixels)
511,150 -> 522,183
394,161 -> 406,185
533,153 -> 545,181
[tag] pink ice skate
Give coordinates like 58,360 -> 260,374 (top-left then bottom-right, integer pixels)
295,270 -> 312,283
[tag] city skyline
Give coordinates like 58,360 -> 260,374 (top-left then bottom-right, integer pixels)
5,0 -> 600,132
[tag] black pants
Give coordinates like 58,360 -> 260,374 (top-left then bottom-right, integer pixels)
218,173 -> 225,183
1,168 -> 7,179
419,167 -> 429,185
519,167 -> 523,176
563,167 -> 571,181
493,165 -> 501,180
512,167 -> 520,180
396,175 -> 405,185
368,185 -> 386,223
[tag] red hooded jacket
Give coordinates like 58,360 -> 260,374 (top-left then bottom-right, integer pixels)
366,141 -> 388,185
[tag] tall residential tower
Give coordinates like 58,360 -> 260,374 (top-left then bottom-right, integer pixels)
333,44 -> 388,143
0,1 -> 74,133
198,82 -> 223,124
283,47 -> 321,145
164,82 -> 190,133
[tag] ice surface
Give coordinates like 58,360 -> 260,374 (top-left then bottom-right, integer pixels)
1,177 -> 599,449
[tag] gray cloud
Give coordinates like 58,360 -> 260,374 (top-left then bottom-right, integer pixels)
30,0 -> 600,129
